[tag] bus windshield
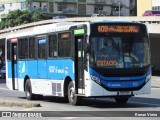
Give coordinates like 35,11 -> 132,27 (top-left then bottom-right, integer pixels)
89,33 -> 150,68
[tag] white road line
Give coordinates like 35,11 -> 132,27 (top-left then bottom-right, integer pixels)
62,117 -> 79,120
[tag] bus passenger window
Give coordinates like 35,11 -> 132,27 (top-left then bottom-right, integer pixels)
29,37 -> 36,59
7,40 -> 11,60
18,38 -> 28,59
49,35 -> 57,58
38,38 -> 46,59
58,32 -> 71,57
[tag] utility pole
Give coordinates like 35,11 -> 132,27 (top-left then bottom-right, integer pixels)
119,1 -> 121,16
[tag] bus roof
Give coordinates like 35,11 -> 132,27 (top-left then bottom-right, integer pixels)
91,19 -> 139,24
6,20 -> 142,39
6,22 -> 89,39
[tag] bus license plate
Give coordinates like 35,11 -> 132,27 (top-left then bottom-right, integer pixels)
119,91 -> 131,95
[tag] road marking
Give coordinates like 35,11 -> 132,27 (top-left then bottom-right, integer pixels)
62,117 -> 79,120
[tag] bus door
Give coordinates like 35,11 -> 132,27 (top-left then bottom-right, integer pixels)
74,35 -> 86,95
10,39 -> 18,90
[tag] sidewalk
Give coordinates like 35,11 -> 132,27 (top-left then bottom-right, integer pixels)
152,76 -> 160,88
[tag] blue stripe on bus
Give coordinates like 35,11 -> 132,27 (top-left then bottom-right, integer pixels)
89,67 -> 151,81
7,61 -> 12,78
101,79 -> 145,89
89,67 -> 151,89
7,59 -> 74,81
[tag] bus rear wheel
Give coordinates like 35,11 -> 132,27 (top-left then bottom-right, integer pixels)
115,97 -> 129,104
68,81 -> 82,106
25,79 -> 35,100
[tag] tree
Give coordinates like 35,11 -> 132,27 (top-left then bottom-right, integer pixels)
5,10 -> 32,27
31,11 -> 46,22
0,21 -> 5,29
0,10 -> 47,29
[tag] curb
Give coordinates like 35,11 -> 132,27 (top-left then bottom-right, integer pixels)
0,102 -> 41,108
0,99 -> 41,108
152,86 -> 160,88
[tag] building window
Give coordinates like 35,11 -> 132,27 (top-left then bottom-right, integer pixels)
21,2 -> 26,10
31,2 -> 48,12
155,7 -> 157,10
31,2 -> 39,12
41,2 -> 48,12
49,2 -> 54,12
0,4 -> 5,12
57,3 -> 66,11
94,5 -> 103,13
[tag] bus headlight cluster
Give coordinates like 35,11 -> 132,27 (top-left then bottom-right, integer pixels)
145,74 -> 151,83
90,75 -> 101,85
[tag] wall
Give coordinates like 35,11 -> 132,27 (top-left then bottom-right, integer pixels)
0,2 -> 22,14
137,0 -> 152,16
150,35 -> 160,71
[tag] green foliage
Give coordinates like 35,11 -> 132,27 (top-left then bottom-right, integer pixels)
31,12 -> 45,22
0,21 -> 6,29
0,10 -> 47,30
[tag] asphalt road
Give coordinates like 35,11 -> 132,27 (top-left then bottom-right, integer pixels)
0,79 -> 160,118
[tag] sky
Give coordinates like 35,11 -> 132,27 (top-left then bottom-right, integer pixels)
152,0 -> 160,6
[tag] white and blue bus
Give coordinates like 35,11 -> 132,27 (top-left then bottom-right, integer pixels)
6,20 -> 151,105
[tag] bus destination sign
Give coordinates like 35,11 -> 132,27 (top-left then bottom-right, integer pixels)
98,25 -> 139,33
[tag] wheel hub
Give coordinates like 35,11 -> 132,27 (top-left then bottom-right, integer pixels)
69,87 -> 75,100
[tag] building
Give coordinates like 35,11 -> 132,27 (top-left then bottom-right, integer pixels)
137,0 -> 152,16
0,0 -> 138,21
111,0 -> 137,16
152,0 -> 160,10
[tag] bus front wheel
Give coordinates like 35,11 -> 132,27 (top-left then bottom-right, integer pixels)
115,97 -> 129,104
68,81 -> 82,106
25,79 -> 35,100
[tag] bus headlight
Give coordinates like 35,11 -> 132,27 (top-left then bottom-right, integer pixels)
90,75 -> 101,85
145,74 -> 151,83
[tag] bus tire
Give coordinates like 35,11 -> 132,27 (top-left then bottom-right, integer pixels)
115,97 -> 129,104
68,81 -> 82,106
25,79 -> 35,100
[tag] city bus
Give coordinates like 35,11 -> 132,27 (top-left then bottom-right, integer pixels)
5,20 -> 151,105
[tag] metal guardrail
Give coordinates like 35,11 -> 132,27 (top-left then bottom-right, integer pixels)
0,17 -> 160,39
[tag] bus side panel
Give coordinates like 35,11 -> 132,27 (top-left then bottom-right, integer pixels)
26,60 -> 38,79
37,60 -> 47,79
16,60 -> 38,92
17,61 -> 36,78
7,61 -> 12,78
47,59 -> 74,81
31,59 -> 74,96
6,61 -> 13,90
